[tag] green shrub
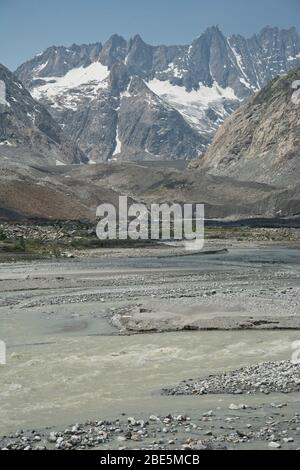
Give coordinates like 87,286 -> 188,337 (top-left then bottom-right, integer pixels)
0,230 -> 7,241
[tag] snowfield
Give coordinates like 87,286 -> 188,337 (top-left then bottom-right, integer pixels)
31,62 -> 109,109
147,78 -> 239,131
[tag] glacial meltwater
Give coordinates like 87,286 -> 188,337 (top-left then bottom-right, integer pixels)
0,247 -> 300,435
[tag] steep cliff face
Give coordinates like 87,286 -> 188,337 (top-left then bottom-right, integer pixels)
0,64 -> 87,166
195,69 -> 300,188
15,26 -> 300,162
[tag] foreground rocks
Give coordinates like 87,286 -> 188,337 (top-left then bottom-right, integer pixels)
1,406 -> 300,450
0,414 -> 225,451
163,361 -> 300,396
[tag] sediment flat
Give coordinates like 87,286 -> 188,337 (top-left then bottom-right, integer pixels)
0,244 -> 300,449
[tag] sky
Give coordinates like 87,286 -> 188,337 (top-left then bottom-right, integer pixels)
1,0 -> 300,70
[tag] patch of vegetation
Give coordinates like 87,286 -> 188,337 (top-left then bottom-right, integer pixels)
0,237 -> 61,258
0,232 -> 156,262
0,237 -> 27,252
0,230 -> 7,241
70,236 -> 155,249
204,227 -> 248,239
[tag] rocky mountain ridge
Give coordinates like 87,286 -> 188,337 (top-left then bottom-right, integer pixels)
15,26 -> 300,162
195,68 -> 300,188
0,64 -> 87,166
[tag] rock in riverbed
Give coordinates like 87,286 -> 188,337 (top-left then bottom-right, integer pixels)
162,361 -> 300,396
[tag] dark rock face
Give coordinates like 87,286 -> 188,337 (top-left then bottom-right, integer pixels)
195,68 -> 300,187
61,90 -> 119,163
228,26 -> 300,91
126,35 -> 154,78
116,77 -> 207,160
100,35 -> 127,68
0,64 -> 87,165
14,26 -> 300,162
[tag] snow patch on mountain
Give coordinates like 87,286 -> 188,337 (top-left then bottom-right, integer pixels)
0,83 -> 10,108
31,62 -> 109,109
55,159 -> 66,166
34,61 -> 49,74
293,52 -> 300,60
164,62 -> 187,78
113,126 -> 122,156
0,140 -> 14,147
147,78 -> 238,131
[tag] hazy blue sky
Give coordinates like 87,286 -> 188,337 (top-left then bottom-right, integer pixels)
1,0 -> 300,70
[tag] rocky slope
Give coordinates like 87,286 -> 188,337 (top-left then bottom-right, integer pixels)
15,26 -> 300,162
0,163 -> 123,220
0,64 -> 87,166
195,68 -> 300,188
1,161 -> 299,221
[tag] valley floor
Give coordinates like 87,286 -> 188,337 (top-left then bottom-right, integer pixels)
0,242 -> 300,450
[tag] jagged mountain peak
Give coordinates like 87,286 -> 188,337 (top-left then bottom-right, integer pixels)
126,35 -> 153,77
258,25 -> 296,37
14,25 -> 300,163
16,26 -> 300,93
16,42 -> 103,87
106,33 -> 126,43
100,35 -> 127,67
129,34 -> 146,45
203,25 -> 224,37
